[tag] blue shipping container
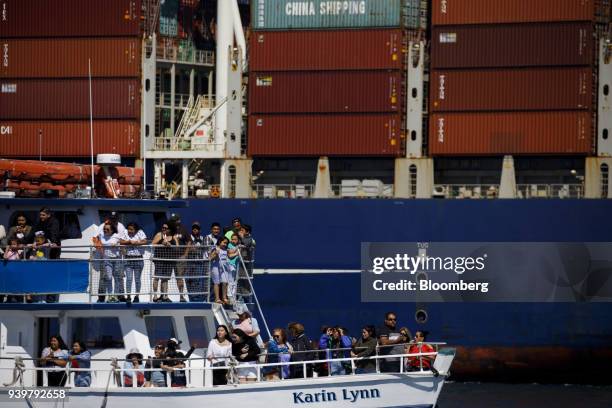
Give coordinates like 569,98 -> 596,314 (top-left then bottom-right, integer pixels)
252,0 -> 402,30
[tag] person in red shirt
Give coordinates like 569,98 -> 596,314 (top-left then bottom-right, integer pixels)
406,331 -> 436,372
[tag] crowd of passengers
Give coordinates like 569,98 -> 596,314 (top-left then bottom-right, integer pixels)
38,311 -> 437,388
0,208 -> 255,305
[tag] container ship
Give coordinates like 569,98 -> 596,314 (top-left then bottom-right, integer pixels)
1,0 -> 612,384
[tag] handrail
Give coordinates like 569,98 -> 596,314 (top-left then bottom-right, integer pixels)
0,342 -> 445,362
0,348 -> 445,388
1,244 -> 255,304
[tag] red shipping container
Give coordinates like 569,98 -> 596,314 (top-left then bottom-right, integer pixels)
430,67 -> 594,112
0,38 -> 141,78
249,71 -> 402,114
429,111 -> 593,155
0,79 -> 141,120
0,121 -> 140,157
249,29 -> 404,71
248,114 -> 403,156
431,23 -> 594,69
0,0 -> 141,37
431,0 -> 598,25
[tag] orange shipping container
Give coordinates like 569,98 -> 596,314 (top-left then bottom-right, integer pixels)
0,121 -> 140,157
431,23 -> 594,69
248,114 -> 403,157
432,0 -> 600,25
0,79 -> 141,120
249,71 -> 402,114
0,0 -> 141,37
430,68 -> 594,112
0,38 -> 141,78
249,29 -> 404,71
429,112 -> 593,155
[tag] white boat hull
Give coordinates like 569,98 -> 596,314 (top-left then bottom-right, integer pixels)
1,373 -> 445,408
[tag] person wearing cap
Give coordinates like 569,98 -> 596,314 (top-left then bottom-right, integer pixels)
119,222 -> 147,303
224,218 -> 242,240
123,348 -> 145,387
184,222 -> 205,302
144,344 -> 168,387
163,338 -> 194,387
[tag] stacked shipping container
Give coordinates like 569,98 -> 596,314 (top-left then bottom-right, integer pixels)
0,0 -> 142,158
429,0 -> 610,155
248,0 -> 419,157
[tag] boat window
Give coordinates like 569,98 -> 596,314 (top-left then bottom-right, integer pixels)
6,211 -> 81,240
99,211 -> 166,238
184,316 -> 211,348
144,316 -> 176,348
71,318 -> 124,349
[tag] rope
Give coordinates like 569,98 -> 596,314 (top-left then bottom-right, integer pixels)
2,356 -> 25,387
100,358 -> 119,408
225,356 -> 240,386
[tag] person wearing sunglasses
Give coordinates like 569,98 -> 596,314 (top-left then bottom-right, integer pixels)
152,223 -> 177,302
406,331 -> 436,373
265,328 -> 292,380
377,312 -> 410,373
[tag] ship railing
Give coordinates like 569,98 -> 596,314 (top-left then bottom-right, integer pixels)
156,93 -> 193,110
433,184 -> 501,199
152,137 -> 224,153
516,183 -> 583,199
0,245 -> 255,304
253,184 -> 316,199
251,184 -> 396,199
0,345 -> 446,388
150,43 -> 215,66
331,184 -> 395,199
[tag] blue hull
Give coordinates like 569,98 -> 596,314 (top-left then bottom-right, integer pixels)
178,199 -> 612,382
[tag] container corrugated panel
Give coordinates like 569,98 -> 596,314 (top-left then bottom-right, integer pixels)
431,0 -> 597,25
429,111 -> 593,155
248,114 -> 403,156
159,0 -> 179,37
251,0 -> 401,30
0,0 -> 141,37
249,71 -> 402,113
431,23 -> 594,69
249,29 -> 403,71
0,79 -> 141,120
0,121 -> 140,157
0,38 -> 140,78
430,68 -> 594,112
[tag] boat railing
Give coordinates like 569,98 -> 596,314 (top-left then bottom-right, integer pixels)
0,244 -> 255,305
516,183 -> 584,199
435,183 -> 584,199
0,345 -> 447,388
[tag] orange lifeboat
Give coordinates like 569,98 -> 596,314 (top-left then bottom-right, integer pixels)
1,158 -> 143,198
